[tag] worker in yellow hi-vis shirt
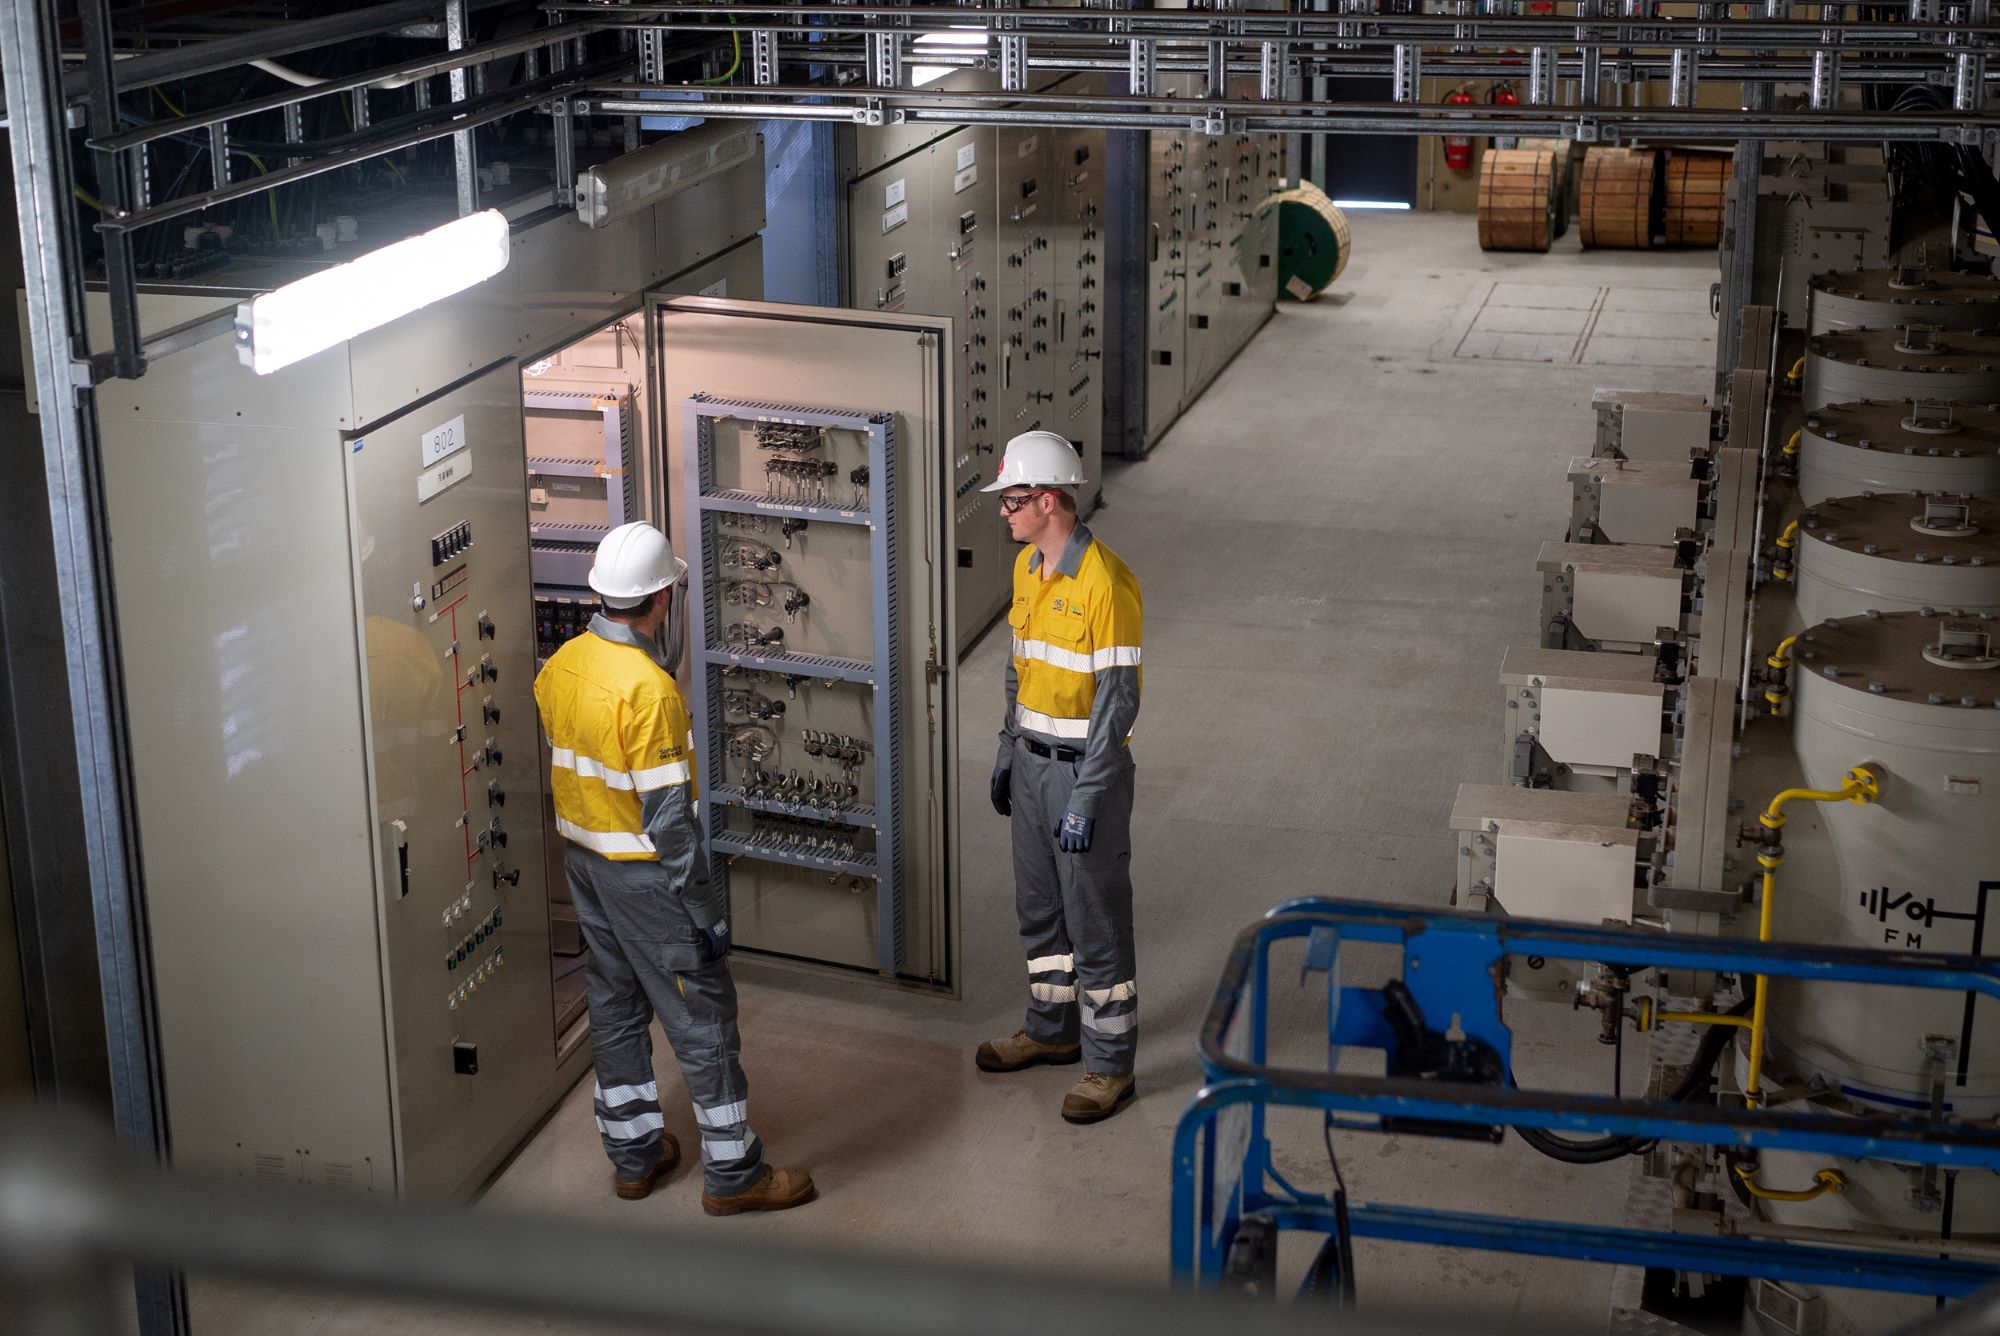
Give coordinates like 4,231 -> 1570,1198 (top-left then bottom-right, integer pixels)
535,522 -> 815,1213
973,432 -> 1144,1124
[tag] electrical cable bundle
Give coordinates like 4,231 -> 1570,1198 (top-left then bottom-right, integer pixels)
1516,997 -> 1754,1165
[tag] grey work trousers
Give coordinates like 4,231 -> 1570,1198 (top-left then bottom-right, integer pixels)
1009,742 -> 1138,1075
564,845 -> 765,1195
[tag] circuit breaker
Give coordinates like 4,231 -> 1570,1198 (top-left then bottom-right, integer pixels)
653,295 -> 959,988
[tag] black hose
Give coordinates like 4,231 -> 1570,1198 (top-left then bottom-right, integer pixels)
1515,997 -> 1754,1165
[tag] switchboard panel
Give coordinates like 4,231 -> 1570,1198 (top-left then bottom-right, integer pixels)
843,84 -> 1111,655
89,153 -> 766,1211
1052,116 -> 1108,501
101,349 -> 577,1201
1105,101 -> 1283,459
1145,130 -> 1191,446
847,126 -> 1009,653
350,367 -> 558,1196
652,296 -> 959,989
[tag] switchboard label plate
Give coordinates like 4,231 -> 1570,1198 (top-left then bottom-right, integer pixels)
417,452 -> 474,502
953,165 -> 978,194
421,414 -> 467,468
1017,135 -> 1039,159
882,202 -> 909,234
885,177 -> 907,208
956,144 -> 976,171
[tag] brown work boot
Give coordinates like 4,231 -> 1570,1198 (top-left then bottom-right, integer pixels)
975,1030 -> 1083,1073
701,1165 -> 818,1217
1061,1072 -> 1136,1124
613,1134 -> 681,1200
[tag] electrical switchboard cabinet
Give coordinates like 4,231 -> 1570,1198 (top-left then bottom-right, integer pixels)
1105,88 -> 1283,460
652,296 -> 961,989
845,123 -> 1004,651
1052,115 -> 1109,481
100,343 -> 575,1201
81,154 -> 766,1206
841,75 -> 1108,656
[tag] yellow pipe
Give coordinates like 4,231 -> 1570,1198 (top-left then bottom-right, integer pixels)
1769,519 -> 1801,587
1763,632 -> 1802,713
1745,768 -> 1879,1102
1657,1010 -> 1753,1029
1783,429 -> 1801,457
1787,356 -> 1805,382
1736,1164 -> 1846,1202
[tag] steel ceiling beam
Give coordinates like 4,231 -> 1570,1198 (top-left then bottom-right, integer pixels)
577,80 -> 1996,140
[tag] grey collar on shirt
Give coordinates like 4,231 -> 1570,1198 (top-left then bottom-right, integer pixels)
1026,520 -> 1093,579
589,612 -> 667,668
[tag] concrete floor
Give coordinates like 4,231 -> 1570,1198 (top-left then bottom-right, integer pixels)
193,210 -> 1718,1333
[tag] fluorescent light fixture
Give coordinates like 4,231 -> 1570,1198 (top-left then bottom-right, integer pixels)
235,209 -> 510,375
912,27 -> 990,88
575,121 -> 760,229
1331,199 -> 1412,210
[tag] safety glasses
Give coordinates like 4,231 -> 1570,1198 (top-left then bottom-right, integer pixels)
998,489 -> 1053,515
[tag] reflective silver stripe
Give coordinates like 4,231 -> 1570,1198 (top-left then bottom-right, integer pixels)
629,758 -> 691,791
701,1135 -> 753,1161
1084,981 -> 1137,1005
1015,705 -> 1090,740
1013,635 -> 1094,674
693,1099 -> 748,1129
1013,638 -> 1142,674
557,817 -> 655,857
1031,982 -> 1078,1003
597,1080 -> 659,1107
551,746 -> 689,793
595,1110 -> 665,1141
1026,953 -> 1075,974
1082,1010 -> 1137,1036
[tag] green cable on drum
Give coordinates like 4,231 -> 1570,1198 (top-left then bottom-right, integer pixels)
1269,182 -> 1352,302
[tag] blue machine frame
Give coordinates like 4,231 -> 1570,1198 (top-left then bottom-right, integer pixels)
1172,898 -> 2000,1299
682,394 -> 908,973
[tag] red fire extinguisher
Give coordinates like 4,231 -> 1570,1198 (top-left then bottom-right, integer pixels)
1489,83 -> 1519,151
1443,87 -> 1476,172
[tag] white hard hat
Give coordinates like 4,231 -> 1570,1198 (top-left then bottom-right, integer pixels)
981,430 -> 1086,492
589,522 -> 687,608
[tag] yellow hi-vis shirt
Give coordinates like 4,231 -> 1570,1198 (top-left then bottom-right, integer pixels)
534,628 -> 695,859
1007,528 -> 1143,742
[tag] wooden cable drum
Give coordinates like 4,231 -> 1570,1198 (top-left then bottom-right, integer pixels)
1519,137 -> 1572,238
1269,181 -> 1353,301
1578,147 -> 1661,250
1663,150 -> 1731,247
1476,147 -> 1559,253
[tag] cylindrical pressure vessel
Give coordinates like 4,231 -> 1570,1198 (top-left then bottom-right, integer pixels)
1797,399 -> 2000,505
1802,326 -> 2000,411
1756,609 -> 2000,1330
1791,492 -> 2000,625
1808,265 -> 2000,335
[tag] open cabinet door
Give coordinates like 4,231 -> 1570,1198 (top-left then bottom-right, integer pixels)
648,295 -> 959,993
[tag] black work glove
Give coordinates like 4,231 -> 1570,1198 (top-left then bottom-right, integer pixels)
990,765 -> 1012,817
1056,809 -> 1095,853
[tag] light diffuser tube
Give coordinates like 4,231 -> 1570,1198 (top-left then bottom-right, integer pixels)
235,208 -> 512,375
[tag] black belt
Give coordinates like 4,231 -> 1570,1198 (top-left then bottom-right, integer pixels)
1022,737 -> 1084,763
